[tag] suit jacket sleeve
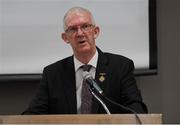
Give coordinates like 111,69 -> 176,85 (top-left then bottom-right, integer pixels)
119,60 -> 148,113
22,68 -> 49,114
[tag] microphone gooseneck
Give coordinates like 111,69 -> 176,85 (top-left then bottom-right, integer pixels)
89,88 -> 111,115
82,71 -> 142,125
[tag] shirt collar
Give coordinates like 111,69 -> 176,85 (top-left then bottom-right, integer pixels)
74,49 -> 98,72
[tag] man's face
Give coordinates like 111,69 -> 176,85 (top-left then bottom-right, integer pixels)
62,12 -> 99,55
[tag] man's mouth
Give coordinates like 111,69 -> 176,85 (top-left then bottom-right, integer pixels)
79,40 -> 86,44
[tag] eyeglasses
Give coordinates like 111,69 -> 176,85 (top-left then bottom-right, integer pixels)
65,24 -> 95,34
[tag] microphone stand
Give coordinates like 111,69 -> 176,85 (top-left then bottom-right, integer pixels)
88,88 -> 111,115
89,88 -> 142,125
83,71 -> 142,124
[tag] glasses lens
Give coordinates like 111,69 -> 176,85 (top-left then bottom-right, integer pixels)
65,24 -> 94,34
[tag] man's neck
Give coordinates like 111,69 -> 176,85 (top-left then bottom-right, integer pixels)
74,49 -> 96,64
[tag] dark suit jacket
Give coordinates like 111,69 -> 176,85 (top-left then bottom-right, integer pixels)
23,48 -> 147,114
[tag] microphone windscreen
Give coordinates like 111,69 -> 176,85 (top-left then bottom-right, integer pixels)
82,71 -> 91,80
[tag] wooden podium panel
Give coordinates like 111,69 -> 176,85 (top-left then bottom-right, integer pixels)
0,114 -> 162,124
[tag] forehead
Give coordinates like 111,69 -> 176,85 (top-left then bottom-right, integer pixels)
65,11 -> 92,27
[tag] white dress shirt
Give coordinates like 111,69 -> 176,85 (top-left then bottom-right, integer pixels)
73,50 -> 98,113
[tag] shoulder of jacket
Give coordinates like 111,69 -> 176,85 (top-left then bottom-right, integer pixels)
104,52 -> 133,63
43,56 -> 72,71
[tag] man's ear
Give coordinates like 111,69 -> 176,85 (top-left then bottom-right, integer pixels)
94,26 -> 100,39
61,33 -> 70,43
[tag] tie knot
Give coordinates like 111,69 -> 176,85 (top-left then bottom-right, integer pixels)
81,65 -> 92,72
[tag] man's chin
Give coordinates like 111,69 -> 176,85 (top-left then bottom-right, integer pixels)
78,47 -> 92,54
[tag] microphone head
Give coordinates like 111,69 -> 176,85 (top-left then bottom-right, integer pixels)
82,71 -> 92,80
82,71 -> 103,94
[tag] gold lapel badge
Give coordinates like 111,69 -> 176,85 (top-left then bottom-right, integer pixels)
99,73 -> 106,82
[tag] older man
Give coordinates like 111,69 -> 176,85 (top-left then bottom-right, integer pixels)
23,7 -> 147,114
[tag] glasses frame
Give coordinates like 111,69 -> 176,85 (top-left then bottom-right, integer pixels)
65,24 -> 95,34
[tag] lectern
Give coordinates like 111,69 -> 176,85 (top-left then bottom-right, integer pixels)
0,114 -> 161,124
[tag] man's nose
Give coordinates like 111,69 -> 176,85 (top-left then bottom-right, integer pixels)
76,27 -> 84,35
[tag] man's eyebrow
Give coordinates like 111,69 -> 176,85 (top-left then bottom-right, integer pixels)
68,23 -> 90,27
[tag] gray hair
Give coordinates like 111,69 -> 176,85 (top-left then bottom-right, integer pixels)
63,7 -> 96,31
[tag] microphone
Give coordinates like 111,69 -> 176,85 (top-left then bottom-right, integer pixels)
82,71 -> 103,94
82,71 -> 142,124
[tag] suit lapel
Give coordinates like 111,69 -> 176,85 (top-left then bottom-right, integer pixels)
61,56 -> 77,114
92,48 -> 109,113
